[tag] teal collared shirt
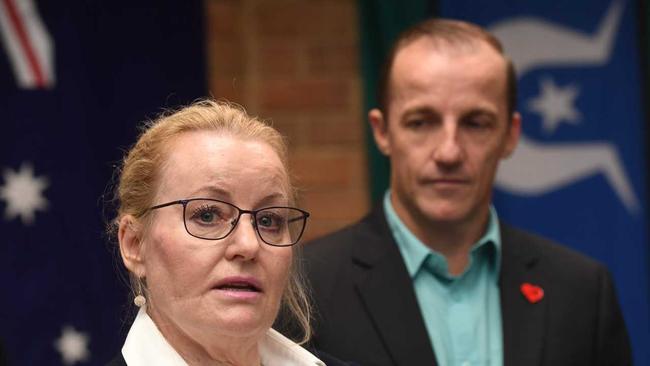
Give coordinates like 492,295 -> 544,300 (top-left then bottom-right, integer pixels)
383,191 -> 503,366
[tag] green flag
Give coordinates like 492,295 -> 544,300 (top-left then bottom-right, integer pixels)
358,0 -> 435,201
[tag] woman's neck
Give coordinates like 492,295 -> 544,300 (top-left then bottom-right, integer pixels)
147,306 -> 263,366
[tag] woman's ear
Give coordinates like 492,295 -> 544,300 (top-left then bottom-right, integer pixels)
118,215 -> 146,277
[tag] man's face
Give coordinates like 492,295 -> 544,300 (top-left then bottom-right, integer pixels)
370,38 -> 520,234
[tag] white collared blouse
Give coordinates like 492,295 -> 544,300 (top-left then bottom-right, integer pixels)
121,307 -> 324,366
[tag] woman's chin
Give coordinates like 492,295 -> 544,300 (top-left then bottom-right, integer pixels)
204,311 -> 271,338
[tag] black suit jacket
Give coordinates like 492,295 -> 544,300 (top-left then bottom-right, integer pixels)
302,205 -> 631,366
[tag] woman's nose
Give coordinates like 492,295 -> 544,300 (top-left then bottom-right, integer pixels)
224,214 -> 261,260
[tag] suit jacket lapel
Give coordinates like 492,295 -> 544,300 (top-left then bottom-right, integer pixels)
500,223 -> 547,366
351,206 -> 437,366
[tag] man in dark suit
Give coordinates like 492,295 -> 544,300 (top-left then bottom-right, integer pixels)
302,18 -> 631,366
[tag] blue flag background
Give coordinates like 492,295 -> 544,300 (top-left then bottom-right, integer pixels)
0,1 -> 205,364
438,0 -> 650,364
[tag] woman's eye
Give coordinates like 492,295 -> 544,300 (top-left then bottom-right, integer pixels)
190,205 -> 224,225
258,215 -> 274,227
257,213 -> 284,230
199,211 -> 215,223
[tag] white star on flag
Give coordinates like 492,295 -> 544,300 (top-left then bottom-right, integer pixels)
0,162 -> 49,225
527,77 -> 582,134
54,326 -> 90,365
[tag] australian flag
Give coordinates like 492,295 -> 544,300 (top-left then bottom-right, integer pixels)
438,0 -> 650,364
0,1 -> 205,364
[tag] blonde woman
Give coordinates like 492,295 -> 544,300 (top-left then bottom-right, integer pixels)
107,100 -> 350,366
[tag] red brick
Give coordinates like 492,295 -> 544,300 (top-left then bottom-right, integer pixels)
205,0 -> 243,36
255,2 -> 302,36
267,116 -> 309,146
258,42 -> 303,77
255,1 -> 356,40
207,0 -> 368,242
290,150 -> 353,188
301,189 -> 368,221
307,43 -> 359,76
307,115 -> 365,145
209,78 -> 248,105
207,40 -> 245,76
292,148 -> 367,189
300,1 -> 357,40
260,79 -> 350,111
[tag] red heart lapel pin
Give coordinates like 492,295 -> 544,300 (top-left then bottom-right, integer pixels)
520,282 -> 544,304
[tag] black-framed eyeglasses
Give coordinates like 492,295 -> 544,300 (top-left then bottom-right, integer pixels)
147,198 -> 310,247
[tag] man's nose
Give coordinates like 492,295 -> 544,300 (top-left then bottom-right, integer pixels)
432,122 -> 463,165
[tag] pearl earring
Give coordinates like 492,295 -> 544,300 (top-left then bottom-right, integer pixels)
134,294 -> 146,307
133,278 -> 146,307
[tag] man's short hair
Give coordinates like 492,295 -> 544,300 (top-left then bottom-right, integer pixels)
377,18 -> 517,119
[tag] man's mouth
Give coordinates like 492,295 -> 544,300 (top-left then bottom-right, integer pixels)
424,178 -> 470,185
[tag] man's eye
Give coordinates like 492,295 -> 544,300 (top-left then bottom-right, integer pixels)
466,119 -> 485,128
462,114 -> 495,130
406,119 -> 427,129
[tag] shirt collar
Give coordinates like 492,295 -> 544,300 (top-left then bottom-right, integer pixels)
122,307 -> 325,366
383,190 -> 502,279
260,329 -> 325,366
122,307 -> 187,366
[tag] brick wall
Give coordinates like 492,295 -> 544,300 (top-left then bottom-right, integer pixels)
206,0 -> 369,241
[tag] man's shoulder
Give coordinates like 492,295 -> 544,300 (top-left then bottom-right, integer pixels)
306,220 -> 366,255
300,207 -> 397,289
501,223 -> 607,275
305,208 -> 388,257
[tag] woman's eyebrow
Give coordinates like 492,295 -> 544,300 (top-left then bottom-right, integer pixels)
187,185 -> 231,199
253,192 -> 288,207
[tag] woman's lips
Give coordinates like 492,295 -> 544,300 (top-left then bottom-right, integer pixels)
213,276 -> 263,300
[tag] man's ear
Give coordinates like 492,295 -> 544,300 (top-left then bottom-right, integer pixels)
118,215 -> 146,278
502,112 -> 521,158
369,108 -> 391,156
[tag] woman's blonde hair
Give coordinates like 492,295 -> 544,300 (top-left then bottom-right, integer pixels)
109,99 -> 312,343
